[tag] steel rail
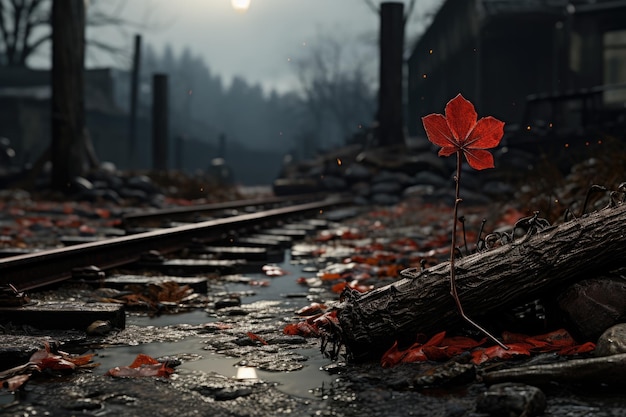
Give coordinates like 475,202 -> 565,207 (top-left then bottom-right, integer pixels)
0,195 -> 351,292
122,193 -> 325,227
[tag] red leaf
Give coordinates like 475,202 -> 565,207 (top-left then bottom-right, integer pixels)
503,328 -> 579,353
558,341 -> 596,355
129,353 -> 160,368
39,357 -> 76,371
381,341 -> 407,367
471,343 -> 531,365
106,363 -> 173,378
424,331 -> 447,347
296,302 -> 327,316
247,332 -> 268,345
283,322 -> 319,337
421,345 -> 450,361
106,354 -> 174,378
421,94 -> 504,171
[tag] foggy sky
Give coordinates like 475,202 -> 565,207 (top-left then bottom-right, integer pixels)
89,0 -> 442,94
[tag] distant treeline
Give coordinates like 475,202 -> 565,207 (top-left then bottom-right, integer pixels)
112,43 -> 376,170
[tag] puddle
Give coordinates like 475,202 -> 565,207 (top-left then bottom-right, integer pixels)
93,331 -> 336,400
0,250 -> 338,404
94,249 -> 337,400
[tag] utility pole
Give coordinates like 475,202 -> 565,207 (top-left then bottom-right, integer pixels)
128,34 -> 142,168
377,2 -> 405,147
152,73 -> 169,171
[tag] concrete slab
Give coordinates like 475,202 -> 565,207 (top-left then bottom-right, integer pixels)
0,301 -> 125,330
262,228 -> 308,239
249,234 -> 293,246
190,246 -> 268,261
103,275 -> 208,294
138,259 -> 246,275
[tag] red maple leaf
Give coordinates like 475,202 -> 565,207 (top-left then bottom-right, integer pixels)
422,94 -> 504,170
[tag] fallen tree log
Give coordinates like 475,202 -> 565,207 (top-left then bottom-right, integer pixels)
337,201 -> 626,361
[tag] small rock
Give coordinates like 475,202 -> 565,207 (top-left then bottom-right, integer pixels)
344,163 -> 371,181
71,176 -> 94,192
214,296 -> 241,310
370,193 -> 400,205
476,383 -> 546,417
413,171 -> 448,187
126,175 -> 160,194
595,323 -> 626,357
557,277 -> 626,339
86,320 -> 112,336
321,175 -> 347,191
413,361 -> 475,388
350,181 -> 371,197
370,181 -> 402,195
213,387 -> 253,401
64,398 -> 102,411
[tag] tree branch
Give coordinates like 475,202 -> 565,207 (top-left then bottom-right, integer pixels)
362,0 -> 379,14
403,0 -> 417,24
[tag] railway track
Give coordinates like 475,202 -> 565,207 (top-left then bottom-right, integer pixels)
0,193 -> 353,293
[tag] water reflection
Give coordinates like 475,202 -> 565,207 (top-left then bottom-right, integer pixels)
235,366 -> 258,379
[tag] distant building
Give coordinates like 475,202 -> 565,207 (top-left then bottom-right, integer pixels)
0,67 -> 142,168
407,0 -> 626,136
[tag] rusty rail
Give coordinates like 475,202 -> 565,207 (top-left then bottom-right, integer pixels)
122,193 -> 325,227
0,195 -> 351,292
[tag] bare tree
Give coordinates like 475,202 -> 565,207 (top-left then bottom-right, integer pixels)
294,33 -> 376,154
0,0 -> 48,66
0,0 -> 144,67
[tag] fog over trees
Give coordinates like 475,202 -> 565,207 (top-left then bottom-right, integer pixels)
112,38 -> 377,167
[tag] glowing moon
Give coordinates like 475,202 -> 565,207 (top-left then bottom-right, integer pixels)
231,0 -> 251,11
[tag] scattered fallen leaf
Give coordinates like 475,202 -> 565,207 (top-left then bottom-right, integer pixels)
381,329 -> 595,367
105,353 -> 174,378
247,332 -> 268,345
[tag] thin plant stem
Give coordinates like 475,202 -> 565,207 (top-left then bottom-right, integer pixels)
450,152 -> 508,349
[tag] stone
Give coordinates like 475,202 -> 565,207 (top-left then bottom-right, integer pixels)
595,323 -> 626,357
477,383 -> 546,417
557,277 -> 626,340
413,171 -> 448,187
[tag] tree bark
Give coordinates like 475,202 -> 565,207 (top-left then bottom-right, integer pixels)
337,202 -> 626,361
50,0 -> 97,191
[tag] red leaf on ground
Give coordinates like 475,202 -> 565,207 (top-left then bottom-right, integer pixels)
38,357 -> 76,371
283,321 -> 319,337
471,343 -> 532,365
558,341 -> 596,355
247,332 -> 268,345
381,341 -> 407,367
129,353 -> 160,368
503,328 -> 581,353
106,354 -> 174,378
296,302 -> 327,316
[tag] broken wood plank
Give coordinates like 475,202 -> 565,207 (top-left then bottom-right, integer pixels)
337,202 -> 626,361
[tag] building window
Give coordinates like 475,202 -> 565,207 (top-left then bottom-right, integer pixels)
603,30 -> 626,105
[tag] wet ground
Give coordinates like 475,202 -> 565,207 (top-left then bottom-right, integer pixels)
3,190 -> 626,416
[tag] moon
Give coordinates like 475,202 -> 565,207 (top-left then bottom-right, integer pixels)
231,0 -> 251,12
